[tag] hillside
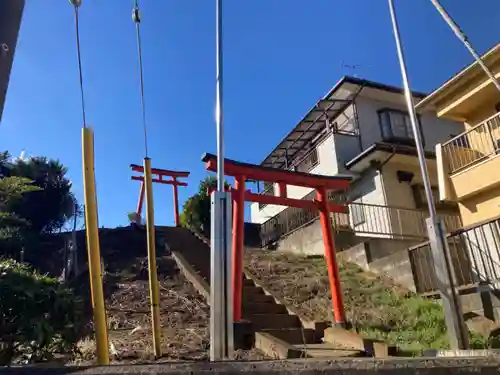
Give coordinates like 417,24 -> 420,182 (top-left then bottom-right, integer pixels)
244,249 -> 493,353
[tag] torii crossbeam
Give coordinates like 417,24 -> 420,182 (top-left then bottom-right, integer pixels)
130,164 -> 190,226
202,153 -> 351,326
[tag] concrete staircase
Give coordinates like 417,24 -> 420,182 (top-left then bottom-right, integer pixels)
158,226 -> 367,359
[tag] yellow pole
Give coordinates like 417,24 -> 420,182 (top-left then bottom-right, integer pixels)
82,127 -> 110,365
143,157 -> 162,357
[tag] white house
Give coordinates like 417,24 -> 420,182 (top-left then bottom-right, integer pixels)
250,76 -> 465,255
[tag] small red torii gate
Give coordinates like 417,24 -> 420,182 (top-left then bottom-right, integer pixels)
130,164 -> 190,227
202,153 -> 351,326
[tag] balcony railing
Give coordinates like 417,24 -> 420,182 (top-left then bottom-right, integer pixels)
409,217 -> 500,294
442,111 -> 500,174
350,202 -> 462,240
260,194 -> 462,248
259,185 -> 275,210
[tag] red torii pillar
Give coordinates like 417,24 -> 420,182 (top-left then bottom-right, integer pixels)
130,164 -> 190,227
202,153 -> 351,326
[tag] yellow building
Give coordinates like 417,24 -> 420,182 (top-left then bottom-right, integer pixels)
416,43 -> 500,228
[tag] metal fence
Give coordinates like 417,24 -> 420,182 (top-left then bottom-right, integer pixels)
259,191 -> 462,248
350,202 -> 462,240
442,112 -> 500,174
260,190 -> 348,247
409,217 -> 500,294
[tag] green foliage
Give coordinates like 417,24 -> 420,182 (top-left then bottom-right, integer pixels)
180,175 -> 230,236
0,177 -> 40,258
0,259 -> 85,364
9,157 -> 75,234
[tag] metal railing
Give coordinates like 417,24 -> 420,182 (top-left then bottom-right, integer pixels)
350,202 -> 462,240
260,190 -> 349,247
442,111 -> 500,174
409,217 -> 500,294
259,192 -> 462,248
258,185 -> 275,210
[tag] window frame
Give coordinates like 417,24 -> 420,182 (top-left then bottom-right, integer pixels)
377,108 -> 425,146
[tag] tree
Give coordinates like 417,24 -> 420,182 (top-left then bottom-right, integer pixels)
0,176 -> 40,257
180,175 -> 230,236
9,157 -> 76,234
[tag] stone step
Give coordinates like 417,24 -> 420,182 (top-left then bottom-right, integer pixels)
292,343 -> 364,358
245,313 -> 301,330
244,293 -> 275,304
260,328 -> 318,345
243,285 -> 264,296
254,331 -> 303,359
243,279 -> 255,287
243,302 -> 287,315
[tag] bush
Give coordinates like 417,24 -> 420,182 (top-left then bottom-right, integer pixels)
0,259 -> 85,364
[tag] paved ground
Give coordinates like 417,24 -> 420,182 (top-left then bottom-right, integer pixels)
2,357 -> 500,375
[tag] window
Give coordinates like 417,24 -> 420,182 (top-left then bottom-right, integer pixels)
378,109 -> 423,145
295,148 -> 319,173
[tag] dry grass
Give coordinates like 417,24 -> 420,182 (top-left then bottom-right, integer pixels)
74,256 -> 266,364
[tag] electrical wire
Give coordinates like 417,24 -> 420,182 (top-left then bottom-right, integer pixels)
72,4 -> 87,128
133,0 -> 149,158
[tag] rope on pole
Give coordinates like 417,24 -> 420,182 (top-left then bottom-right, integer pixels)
132,0 -> 149,158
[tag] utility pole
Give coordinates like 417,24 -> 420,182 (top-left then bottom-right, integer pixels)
0,0 -> 25,123
429,0 -> 500,93
210,0 -> 234,361
387,0 -> 468,350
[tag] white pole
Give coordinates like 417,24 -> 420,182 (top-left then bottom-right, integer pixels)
215,0 -> 224,191
429,0 -> 500,93
210,0 -> 233,361
387,0 -> 468,350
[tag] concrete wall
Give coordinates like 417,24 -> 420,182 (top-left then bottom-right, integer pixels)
338,239 -> 418,291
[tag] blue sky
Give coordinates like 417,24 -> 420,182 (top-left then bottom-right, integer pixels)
2,1 -> 499,227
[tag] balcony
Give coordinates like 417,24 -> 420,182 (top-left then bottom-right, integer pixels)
260,196 -> 462,248
439,112 -> 500,202
442,111 -> 500,174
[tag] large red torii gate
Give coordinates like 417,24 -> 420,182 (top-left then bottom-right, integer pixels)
202,153 -> 351,326
130,164 -> 190,227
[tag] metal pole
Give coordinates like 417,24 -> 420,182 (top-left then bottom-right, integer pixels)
143,157 -> 162,358
429,0 -> 500,93
210,0 -> 233,361
0,0 -> 25,123
388,0 -> 468,350
82,127 -> 110,364
215,0 -> 224,191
